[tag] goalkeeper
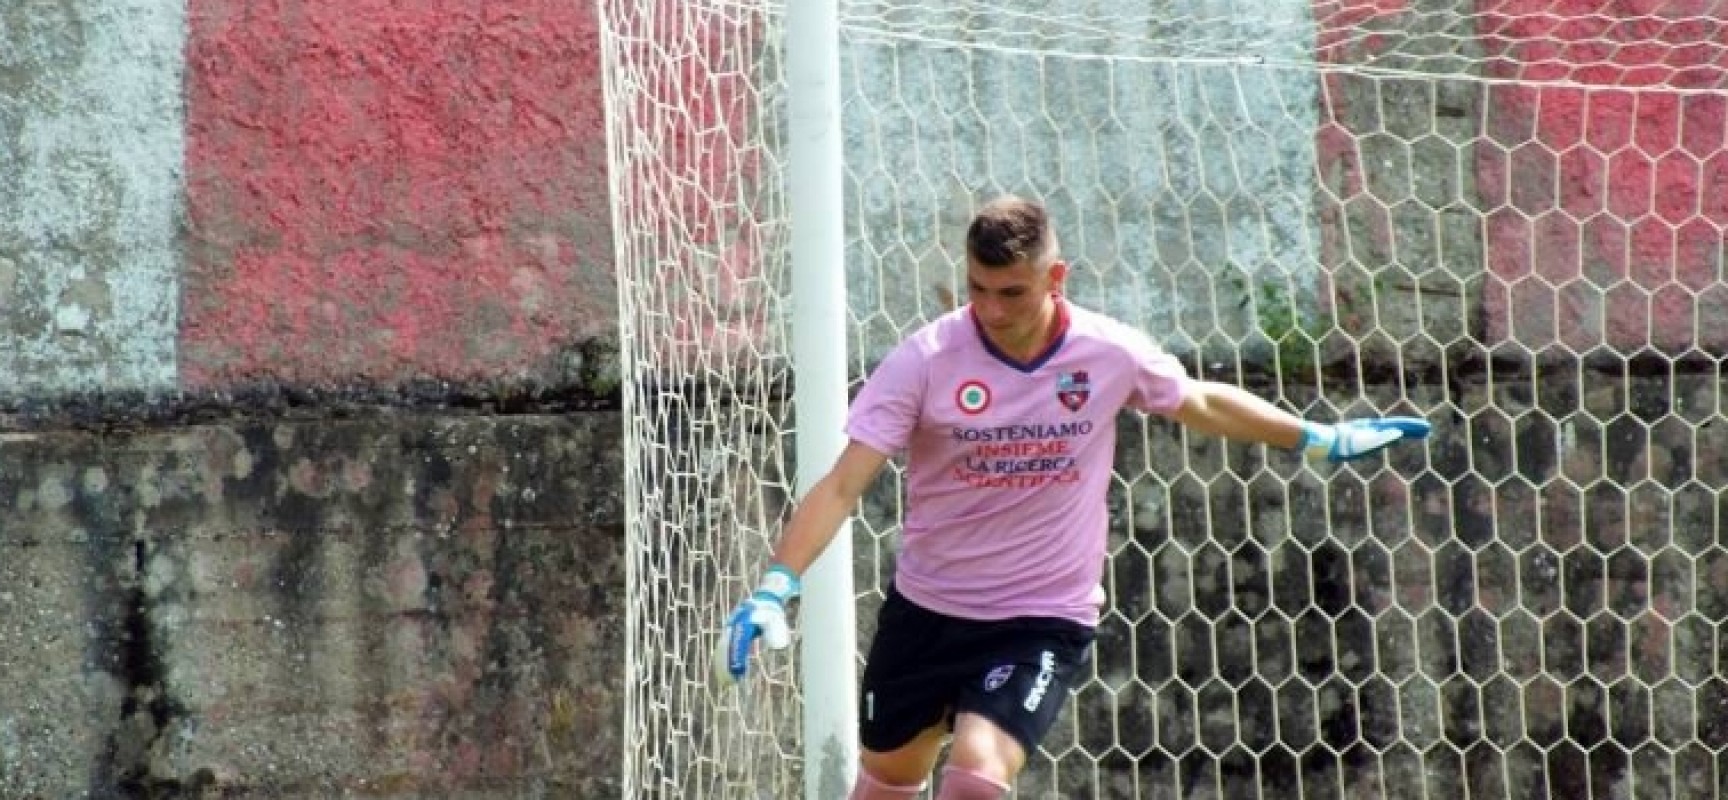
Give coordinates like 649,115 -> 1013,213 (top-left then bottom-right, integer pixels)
721,195 -> 1429,800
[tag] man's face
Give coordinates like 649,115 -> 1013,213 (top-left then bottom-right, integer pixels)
965,255 -> 1067,346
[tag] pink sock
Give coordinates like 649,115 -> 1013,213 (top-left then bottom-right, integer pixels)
936,765 -> 1010,800
849,769 -> 926,800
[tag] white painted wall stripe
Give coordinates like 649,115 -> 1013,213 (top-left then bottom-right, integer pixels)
0,0 -> 183,396
839,1 -> 1320,362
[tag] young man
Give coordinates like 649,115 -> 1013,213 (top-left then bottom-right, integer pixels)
721,195 -> 1429,799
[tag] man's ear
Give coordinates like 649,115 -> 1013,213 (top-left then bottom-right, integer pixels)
1049,260 -> 1069,290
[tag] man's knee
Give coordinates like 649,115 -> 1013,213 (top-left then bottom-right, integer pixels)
945,713 -> 1026,781
935,765 -> 1010,800
849,769 -> 925,800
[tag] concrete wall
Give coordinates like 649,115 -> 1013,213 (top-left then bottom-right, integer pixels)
3,1 -> 626,796
0,0 -> 184,394
1,412 -> 625,797
841,0 -> 1327,361
1476,0 -> 1728,353
0,1 -> 613,399
179,2 -> 614,388
5,1 -> 1724,395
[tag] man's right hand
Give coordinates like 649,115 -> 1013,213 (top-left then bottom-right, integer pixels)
716,564 -> 801,683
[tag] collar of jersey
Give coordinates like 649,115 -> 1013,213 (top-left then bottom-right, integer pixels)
968,296 -> 1071,374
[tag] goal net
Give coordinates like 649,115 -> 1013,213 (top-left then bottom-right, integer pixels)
602,1 -> 1728,797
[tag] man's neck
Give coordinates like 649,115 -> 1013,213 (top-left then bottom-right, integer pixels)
992,295 -> 1065,363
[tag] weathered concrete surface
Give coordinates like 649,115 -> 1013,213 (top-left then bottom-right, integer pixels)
1314,0 -> 1485,373
0,413 -> 624,798
0,0 -> 184,396
5,360 -> 1723,799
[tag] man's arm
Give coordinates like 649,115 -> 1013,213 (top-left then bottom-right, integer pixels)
1170,380 -> 1307,448
1170,379 -> 1431,461
718,440 -> 889,682
771,440 -> 891,574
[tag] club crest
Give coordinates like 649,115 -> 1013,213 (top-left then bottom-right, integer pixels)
1056,370 -> 1091,412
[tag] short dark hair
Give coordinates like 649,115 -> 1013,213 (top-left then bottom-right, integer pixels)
966,195 -> 1056,269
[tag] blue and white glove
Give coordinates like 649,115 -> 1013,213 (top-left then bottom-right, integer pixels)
1299,417 -> 1431,462
718,564 -> 801,683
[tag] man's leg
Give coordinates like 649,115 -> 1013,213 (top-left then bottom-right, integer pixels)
854,587 -> 955,798
933,712 -> 1020,799
850,770 -> 925,800
937,766 -> 1010,800
940,619 -> 1093,799
850,722 -> 948,799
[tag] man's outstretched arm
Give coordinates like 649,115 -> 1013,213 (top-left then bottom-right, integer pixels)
1171,380 -> 1430,462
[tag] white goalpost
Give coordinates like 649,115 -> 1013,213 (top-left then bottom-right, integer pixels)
603,1 -> 1728,798
784,0 -> 860,796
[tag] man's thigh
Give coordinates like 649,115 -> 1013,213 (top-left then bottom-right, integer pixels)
950,618 -> 1093,758
858,589 -> 967,753
859,588 -> 1094,758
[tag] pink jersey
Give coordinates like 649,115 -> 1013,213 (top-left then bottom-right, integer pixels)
845,299 -> 1191,626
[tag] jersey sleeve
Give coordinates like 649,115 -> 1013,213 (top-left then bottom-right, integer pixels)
1123,328 -> 1191,415
844,338 -> 928,457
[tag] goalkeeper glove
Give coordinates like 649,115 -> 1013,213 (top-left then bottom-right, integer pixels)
717,564 -> 801,683
1299,417 -> 1431,462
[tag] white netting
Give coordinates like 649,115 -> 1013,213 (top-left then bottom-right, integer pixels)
602,3 -> 801,797
603,2 -> 1728,797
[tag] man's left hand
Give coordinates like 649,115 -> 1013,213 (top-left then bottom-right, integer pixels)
1300,417 -> 1431,462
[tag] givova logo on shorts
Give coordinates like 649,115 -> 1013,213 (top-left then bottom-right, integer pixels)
1022,650 -> 1056,711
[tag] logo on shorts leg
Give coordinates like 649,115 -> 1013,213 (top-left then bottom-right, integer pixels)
1022,651 -> 1057,711
983,665 -> 1015,692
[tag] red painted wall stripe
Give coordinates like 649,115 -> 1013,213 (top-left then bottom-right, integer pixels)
1478,0 -> 1728,352
181,1 -> 611,388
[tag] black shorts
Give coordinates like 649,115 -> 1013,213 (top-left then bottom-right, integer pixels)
858,585 -> 1095,756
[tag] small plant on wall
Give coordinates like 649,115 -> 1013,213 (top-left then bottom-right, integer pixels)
1223,263 -> 1324,381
